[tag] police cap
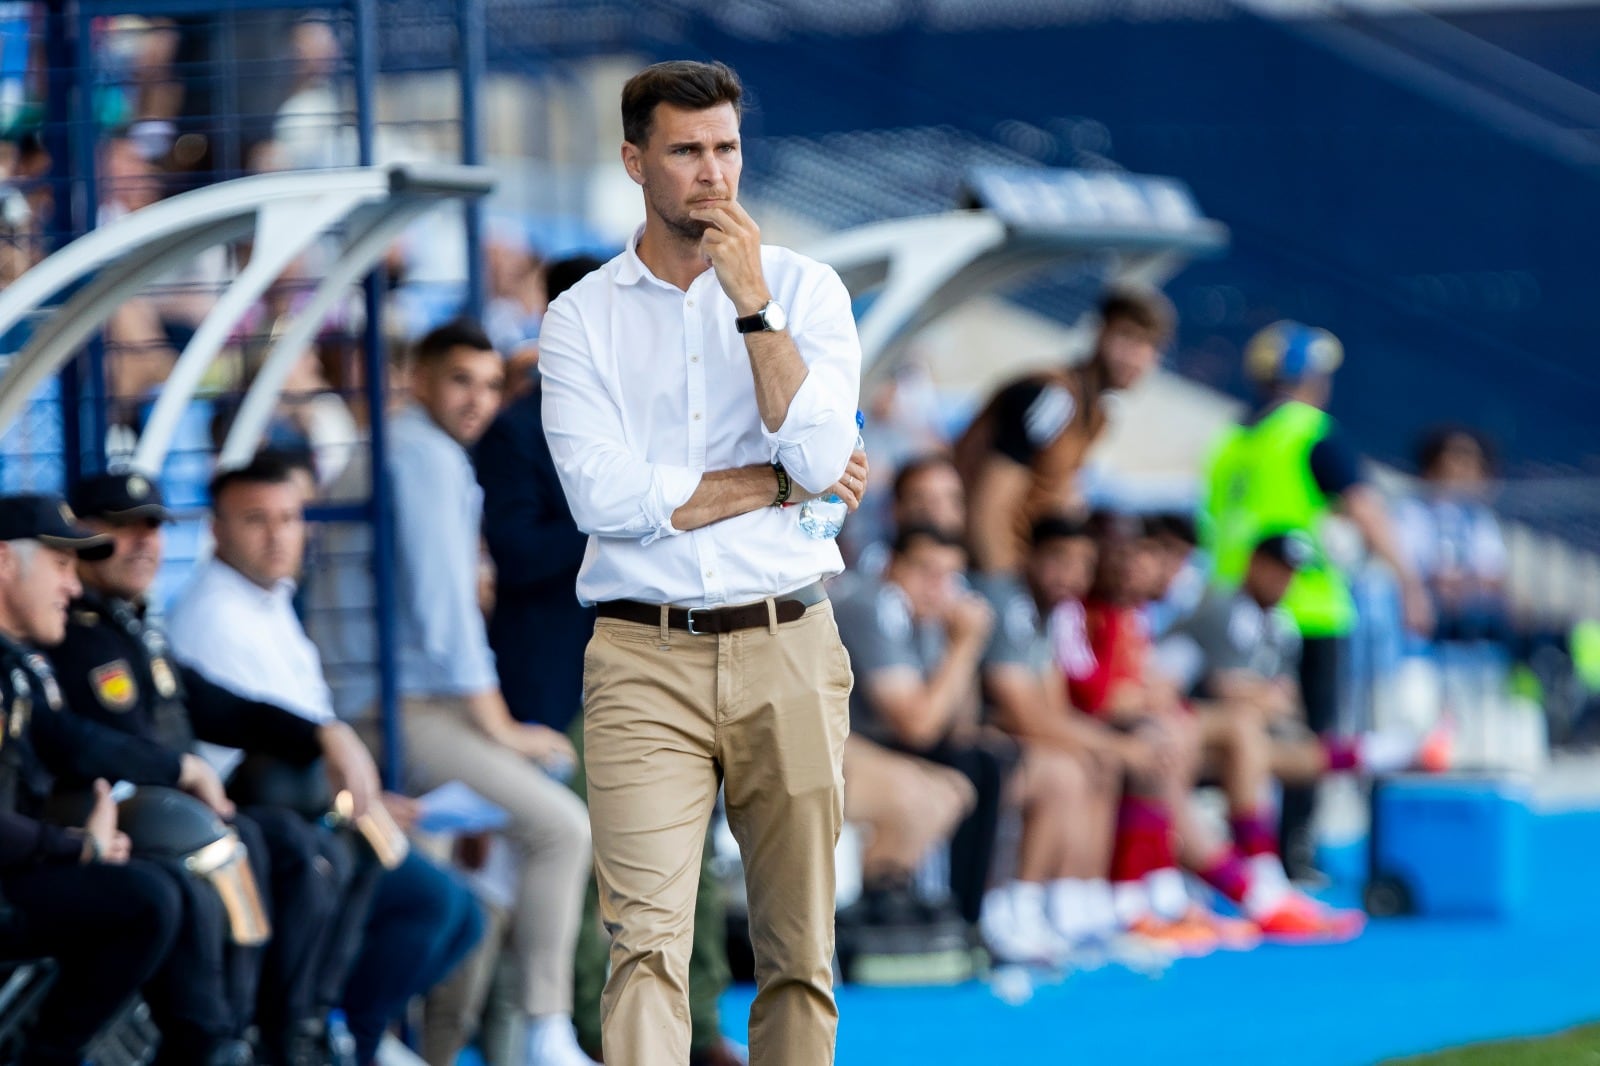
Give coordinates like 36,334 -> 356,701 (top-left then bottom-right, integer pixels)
70,470 -> 172,524
0,494 -> 114,560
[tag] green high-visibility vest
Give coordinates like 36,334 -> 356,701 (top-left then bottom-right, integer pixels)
1201,400 -> 1356,638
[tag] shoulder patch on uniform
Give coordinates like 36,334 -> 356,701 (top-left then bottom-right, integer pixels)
1024,384 -> 1076,449
71,609 -> 99,627
7,668 -> 29,735
90,659 -> 138,712
26,655 -> 61,712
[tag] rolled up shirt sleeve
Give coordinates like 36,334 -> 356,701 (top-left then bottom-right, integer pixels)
539,297 -> 701,543
763,267 -> 862,494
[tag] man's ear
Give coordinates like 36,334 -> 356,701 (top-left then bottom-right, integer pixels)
408,359 -> 432,403
621,141 -> 645,187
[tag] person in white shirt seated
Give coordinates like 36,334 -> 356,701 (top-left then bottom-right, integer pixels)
167,453 -> 485,1066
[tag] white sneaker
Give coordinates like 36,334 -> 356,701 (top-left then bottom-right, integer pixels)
981,882 -> 1072,966
524,1015 -> 593,1066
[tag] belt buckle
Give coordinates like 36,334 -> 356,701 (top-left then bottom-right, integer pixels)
685,607 -> 710,635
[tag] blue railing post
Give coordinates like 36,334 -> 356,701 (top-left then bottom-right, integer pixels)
45,4 -> 101,488
459,0 -> 487,321
72,4 -> 106,477
353,0 -> 401,791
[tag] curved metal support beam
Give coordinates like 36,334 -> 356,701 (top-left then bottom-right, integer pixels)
131,190 -> 378,472
0,163 -> 496,446
806,210 -> 1228,389
0,169 -> 397,338
0,218 -> 255,435
215,199 -> 438,471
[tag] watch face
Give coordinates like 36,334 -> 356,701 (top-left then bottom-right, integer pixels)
765,301 -> 787,332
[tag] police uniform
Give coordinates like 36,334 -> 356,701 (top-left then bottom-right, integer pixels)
48,473 -> 355,1064
0,496 -> 180,1064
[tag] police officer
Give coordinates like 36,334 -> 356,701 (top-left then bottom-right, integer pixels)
44,472 -> 381,1066
0,494 -> 181,1064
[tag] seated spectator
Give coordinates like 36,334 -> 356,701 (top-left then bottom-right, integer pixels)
0,496 -> 182,1065
166,454 -> 485,1065
1394,426 -> 1510,645
850,452 -> 966,582
980,516 -> 1121,956
1157,531 -> 1450,780
834,525 -> 1110,966
1142,512 -> 1204,639
1054,513 -> 1242,954
381,319 -> 591,1066
1066,516 -> 1367,945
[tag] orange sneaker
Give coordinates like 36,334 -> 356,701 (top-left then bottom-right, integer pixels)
1415,723 -> 1454,774
1127,914 -> 1219,958
1178,905 -> 1262,952
1257,893 -> 1366,945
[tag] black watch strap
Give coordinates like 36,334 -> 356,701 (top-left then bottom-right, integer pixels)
771,462 -> 792,506
736,309 -> 767,334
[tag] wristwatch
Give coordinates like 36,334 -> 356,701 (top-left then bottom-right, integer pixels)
735,300 -> 787,334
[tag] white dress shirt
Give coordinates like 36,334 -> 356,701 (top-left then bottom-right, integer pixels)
539,228 -> 862,608
167,557 -> 334,777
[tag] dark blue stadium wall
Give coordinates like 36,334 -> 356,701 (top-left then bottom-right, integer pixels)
637,8 -> 1600,476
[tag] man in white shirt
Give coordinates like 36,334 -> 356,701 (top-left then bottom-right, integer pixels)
167,455 -> 486,1065
539,60 -> 867,1066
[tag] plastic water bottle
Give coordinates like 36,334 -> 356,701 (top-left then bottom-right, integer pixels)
325,1009 -> 358,1066
798,410 -> 865,540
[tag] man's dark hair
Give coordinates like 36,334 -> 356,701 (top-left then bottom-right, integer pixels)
1085,508 -> 1144,544
1144,512 -> 1198,547
209,450 -> 307,508
891,523 -> 965,559
414,318 -> 495,366
1031,514 -> 1091,548
892,453 -> 958,504
1099,285 -> 1176,345
621,60 -> 743,147
544,255 -> 607,304
1415,424 -> 1495,477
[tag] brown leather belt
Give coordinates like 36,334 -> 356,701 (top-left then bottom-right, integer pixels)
596,581 -> 828,635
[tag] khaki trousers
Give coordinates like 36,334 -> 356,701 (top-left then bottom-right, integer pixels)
401,697 -> 592,1019
583,600 -> 851,1066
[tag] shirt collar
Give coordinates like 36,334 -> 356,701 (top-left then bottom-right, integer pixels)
612,226 -> 651,287
397,401 -> 467,455
612,225 -> 717,293
207,557 -> 296,607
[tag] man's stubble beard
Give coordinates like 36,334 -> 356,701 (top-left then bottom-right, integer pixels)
646,183 -> 716,245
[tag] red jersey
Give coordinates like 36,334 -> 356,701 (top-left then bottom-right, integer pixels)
1059,599 -> 1149,717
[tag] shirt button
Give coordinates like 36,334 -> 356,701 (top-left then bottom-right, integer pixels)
705,569 -> 714,578
693,412 -> 701,421
687,299 -> 696,308
690,355 -> 700,363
